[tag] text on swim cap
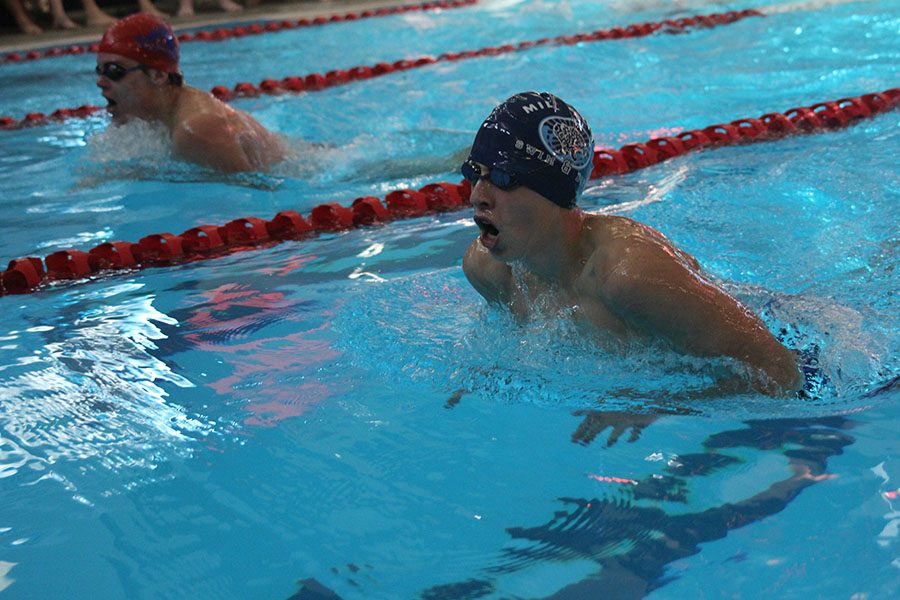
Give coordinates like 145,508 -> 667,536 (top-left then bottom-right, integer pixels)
521,100 -> 557,115
515,138 -> 556,166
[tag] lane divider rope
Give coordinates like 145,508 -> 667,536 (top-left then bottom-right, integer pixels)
0,8 -> 764,130
1,87 -> 895,297
1,0 -> 478,65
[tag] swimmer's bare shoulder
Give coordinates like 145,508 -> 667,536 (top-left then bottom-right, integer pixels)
574,215 -> 690,302
463,239 -> 512,305
169,89 -> 250,172
585,214 -> 700,270
583,214 -> 801,395
171,88 -> 284,172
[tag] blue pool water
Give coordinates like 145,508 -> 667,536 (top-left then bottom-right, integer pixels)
0,0 -> 898,597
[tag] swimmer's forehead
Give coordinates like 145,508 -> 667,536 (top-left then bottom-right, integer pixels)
96,52 -> 141,66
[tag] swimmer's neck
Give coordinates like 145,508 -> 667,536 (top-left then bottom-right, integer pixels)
162,86 -> 189,131
141,85 -> 187,132
519,207 -> 590,286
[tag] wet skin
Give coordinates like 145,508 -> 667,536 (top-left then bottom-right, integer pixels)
96,53 -> 286,172
96,54 -> 160,125
462,164 -> 802,396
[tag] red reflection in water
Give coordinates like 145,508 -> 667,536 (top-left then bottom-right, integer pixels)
183,283 -> 340,427
257,254 -> 318,278
588,474 -> 639,485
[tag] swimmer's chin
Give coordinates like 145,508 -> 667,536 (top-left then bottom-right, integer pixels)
105,106 -> 126,125
102,98 -> 120,120
104,103 -> 141,126
480,238 -> 513,263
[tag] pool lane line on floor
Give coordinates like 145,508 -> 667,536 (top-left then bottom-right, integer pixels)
0,7 -> 765,130
1,87 -> 896,297
0,0 -> 478,65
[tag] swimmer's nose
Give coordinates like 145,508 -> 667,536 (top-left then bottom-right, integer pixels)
470,180 -> 494,210
96,69 -> 111,88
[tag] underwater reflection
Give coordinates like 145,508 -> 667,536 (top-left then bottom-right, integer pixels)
418,415 -> 854,599
288,415 -> 855,599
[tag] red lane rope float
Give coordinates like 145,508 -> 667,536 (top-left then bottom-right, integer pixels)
0,181 -> 468,295
1,88 -> 896,297
1,8 -> 763,130
588,89 -> 898,177
0,0 -> 478,65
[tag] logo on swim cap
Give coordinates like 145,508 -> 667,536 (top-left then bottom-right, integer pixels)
538,116 -> 593,170
465,91 -> 594,209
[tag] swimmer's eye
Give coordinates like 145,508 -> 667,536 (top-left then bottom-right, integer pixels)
96,62 -> 148,82
461,160 -> 519,191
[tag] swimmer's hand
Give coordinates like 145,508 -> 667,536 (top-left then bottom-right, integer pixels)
570,410 -> 657,447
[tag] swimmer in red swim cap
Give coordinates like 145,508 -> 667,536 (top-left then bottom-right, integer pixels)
96,13 -> 285,172
462,92 -> 801,396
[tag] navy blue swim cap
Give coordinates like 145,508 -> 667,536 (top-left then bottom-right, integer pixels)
466,92 -> 594,209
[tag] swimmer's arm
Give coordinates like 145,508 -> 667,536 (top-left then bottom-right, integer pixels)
602,248 -> 802,396
171,114 -> 254,173
463,239 -> 513,307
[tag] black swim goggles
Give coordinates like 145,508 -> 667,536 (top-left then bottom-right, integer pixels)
95,62 -> 148,82
461,160 -> 520,191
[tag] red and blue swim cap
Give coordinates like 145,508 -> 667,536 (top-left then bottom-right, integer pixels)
98,12 -> 180,74
466,92 -> 594,208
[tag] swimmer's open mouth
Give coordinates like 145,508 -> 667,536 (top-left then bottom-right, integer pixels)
475,216 -> 500,248
103,96 -> 117,108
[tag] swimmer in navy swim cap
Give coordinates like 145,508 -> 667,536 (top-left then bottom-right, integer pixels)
96,13 -> 285,172
462,92 -> 801,396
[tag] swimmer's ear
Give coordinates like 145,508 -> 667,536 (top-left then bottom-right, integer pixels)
146,68 -> 169,87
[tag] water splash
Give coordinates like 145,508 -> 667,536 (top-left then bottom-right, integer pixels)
87,119 -> 172,164
0,292 -> 212,494
274,129 -> 470,186
80,118 -> 284,190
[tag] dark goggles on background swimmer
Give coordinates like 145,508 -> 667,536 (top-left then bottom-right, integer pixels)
95,62 -> 147,81
460,160 -> 520,191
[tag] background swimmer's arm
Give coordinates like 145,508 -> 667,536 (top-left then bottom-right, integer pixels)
602,245 -> 802,396
171,114 -> 254,173
463,239 -> 513,307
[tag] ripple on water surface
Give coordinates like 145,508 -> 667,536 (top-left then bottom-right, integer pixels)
0,287 -> 214,494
